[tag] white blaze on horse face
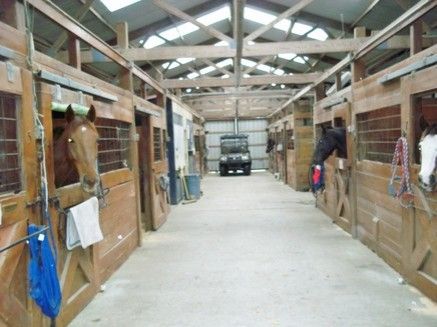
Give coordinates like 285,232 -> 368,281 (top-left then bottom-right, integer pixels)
419,135 -> 437,186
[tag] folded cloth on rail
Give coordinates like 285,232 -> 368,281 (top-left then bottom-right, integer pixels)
66,197 -> 103,250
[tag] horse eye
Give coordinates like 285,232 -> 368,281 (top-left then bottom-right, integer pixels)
68,138 -> 74,143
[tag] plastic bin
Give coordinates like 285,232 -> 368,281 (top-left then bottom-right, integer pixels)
185,174 -> 201,199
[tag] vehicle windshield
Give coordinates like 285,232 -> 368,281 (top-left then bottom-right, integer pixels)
221,138 -> 249,154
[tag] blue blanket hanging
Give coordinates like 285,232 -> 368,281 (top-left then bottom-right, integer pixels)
27,224 -> 62,319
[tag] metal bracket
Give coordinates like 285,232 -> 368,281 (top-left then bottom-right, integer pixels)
78,91 -> 84,105
6,62 -> 15,82
54,84 -> 62,102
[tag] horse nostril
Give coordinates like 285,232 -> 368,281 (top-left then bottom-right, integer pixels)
84,176 -> 96,187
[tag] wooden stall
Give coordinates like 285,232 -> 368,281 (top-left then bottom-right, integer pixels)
313,86 -> 354,233
194,122 -> 207,176
352,46 -> 437,300
0,1 -> 171,325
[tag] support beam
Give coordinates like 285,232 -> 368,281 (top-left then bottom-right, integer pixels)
244,0 -> 314,42
79,37 -> 378,62
233,0 -> 245,88
51,0 -> 95,53
351,0 -> 382,28
67,33 -> 81,69
152,0 -> 232,43
163,72 -> 320,88
410,20 -> 423,55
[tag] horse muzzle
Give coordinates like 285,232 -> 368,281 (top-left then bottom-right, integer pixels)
81,175 -> 99,194
418,174 -> 436,192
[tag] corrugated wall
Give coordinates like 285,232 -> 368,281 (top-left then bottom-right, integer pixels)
205,119 -> 268,171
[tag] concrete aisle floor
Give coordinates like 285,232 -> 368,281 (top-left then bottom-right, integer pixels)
71,172 -> 437,327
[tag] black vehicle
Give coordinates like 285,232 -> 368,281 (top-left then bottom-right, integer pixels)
219,134 -> 251,176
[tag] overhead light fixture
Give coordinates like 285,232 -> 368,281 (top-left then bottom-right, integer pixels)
280,84 -> 285,89
186,88 -> 192,93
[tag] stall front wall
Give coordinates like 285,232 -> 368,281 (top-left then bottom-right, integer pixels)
0,65 -> 38,327
193,124 -> 206,176
352,47 -> 436,300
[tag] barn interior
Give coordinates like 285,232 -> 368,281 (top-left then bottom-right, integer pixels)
0,0 -> 436,326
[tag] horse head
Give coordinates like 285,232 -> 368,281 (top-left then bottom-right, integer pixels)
312,126 -> 347,165
63,105 -> 100,194
418,117 -> 437,192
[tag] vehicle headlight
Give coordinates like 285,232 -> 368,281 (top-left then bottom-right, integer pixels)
241,154 -> 250,160
220,156 -> 227,162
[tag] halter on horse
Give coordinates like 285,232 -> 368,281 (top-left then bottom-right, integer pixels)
418,120 -> 437,192
310,126 -> 347,193
54,105 -> 100,194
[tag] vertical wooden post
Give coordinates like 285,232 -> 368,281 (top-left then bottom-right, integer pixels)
67,34 -> 81,70
335,73 -> 342,92
352,27 -> 366,83
349,26 -> 366,239
410,20 -> 422,56
0,0 -> 25,30
315,84 -> 325,102
116,21 -> 143,246
283,120 -> 288,184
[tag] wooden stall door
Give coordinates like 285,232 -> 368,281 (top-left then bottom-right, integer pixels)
0,69 -> 37,327
148,116 -> 170,230
136,114 -> 153,231
332,103 -> 353,233
38,83 -> 99,325
402,70 -> 437,301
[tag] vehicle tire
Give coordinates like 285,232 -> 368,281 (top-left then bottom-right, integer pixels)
219,166 -> 227,176
243,165 -> 251,176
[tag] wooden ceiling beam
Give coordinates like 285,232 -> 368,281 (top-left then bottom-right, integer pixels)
162,72 -> 320,88
244,0 -> 314,42
152,0 -> 232,43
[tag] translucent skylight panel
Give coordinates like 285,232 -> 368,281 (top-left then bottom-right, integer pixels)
159,22 -> 199,41
292,22 -> 313,35
214,41 -> 229,46
101,0 -> 140,12
278,53 -> 296,60
293,56 -> 307,64
221,74 -> 230,79
241,59 -> 256,67
143,36 -> 165,49
216,58 -> 233,67
257,64 -> 273,73
187,72 -> 199,79
177,57 -> 195,64
307,28 -> 328,41
161,62 -> 170,69
243,74 -> 251,78
247,40 -> 256,45
168,62 -> 180,69
274,69 -> 285,75
273,19 -> 291,32
244,7 -> 276,25
199,66 -> 216,75
197,6 -> 230,26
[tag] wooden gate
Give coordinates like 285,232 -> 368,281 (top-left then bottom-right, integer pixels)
148,115 -> 170,230
332,102 -> 353,233
313,89 -> 354,233
401,67 -> 437,301
0,66 -> 37,327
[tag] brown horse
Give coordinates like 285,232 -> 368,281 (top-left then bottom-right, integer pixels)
54,105 -> 100,194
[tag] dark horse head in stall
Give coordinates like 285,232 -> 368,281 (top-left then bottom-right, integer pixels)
312,125 -> 347,166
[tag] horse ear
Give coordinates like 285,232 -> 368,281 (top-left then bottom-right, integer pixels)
87,105 -> 96,123
321,125 -> 327,135
65,105 -> 75,122
419,115 -> 429,131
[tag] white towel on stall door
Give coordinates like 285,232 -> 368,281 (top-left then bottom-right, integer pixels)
66,197 -> 103,250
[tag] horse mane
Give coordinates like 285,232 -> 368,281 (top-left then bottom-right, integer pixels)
422,123 -> 437,137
